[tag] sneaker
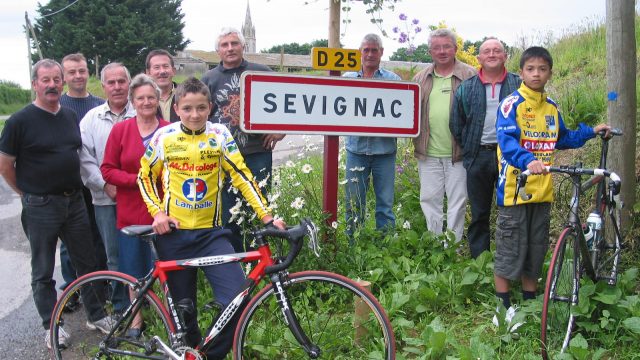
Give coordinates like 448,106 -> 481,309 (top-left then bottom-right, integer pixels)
87,315 -> 116,334
45,327 -> 70,349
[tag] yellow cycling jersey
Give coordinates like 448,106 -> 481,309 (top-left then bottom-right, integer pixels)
138,122 -> 270,229
495,83 -> 595,206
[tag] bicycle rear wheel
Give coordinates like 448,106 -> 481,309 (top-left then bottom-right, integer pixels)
50,271 -> 175,359
595,206 -> 622,285
541,228 -> 581,360
233,270 -> 395,359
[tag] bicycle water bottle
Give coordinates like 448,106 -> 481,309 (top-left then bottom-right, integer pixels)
583,225 -> 594,249
586,212 -> 602,249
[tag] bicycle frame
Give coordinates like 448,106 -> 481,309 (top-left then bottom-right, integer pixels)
107,224 -> 318,359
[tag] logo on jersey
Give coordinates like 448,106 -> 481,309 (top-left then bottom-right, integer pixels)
144,146 -> 153,159
209,138 -> 217,148
545,115 -> 556,131
500,95 -> 519,117
182,178 -> 207,201
226,140 -> 238,153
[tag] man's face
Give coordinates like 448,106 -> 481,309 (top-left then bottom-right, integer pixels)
174,92 -> 212,131
62,60 -> 89,94
217,34 -> 244,68
102,66 -> 130,108
520,57 -> 552,92
33,65 -> 63,105
429,36 -> 457,68
360,41 -> 383,71
477,39 -> 507,72
146,55 -> 175,90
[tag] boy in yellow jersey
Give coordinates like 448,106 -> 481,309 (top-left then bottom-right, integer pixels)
493,47 -> 610,320
138,77 -> 285,358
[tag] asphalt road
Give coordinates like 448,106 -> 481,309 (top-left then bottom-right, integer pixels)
0,134 -> 323,358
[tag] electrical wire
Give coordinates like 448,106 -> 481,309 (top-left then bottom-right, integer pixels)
41,0 -> 81,18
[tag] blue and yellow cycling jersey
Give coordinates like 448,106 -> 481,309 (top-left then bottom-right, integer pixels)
496,83 -> 595,206
138,122 -> 270,229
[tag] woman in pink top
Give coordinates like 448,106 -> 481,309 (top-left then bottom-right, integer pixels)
101,74 -> 169,338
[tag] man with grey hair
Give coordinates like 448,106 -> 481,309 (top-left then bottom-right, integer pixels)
80,62 -> 135,281
342,33 -> 401,241
450,37 -> 521,258
0,59 -> 112,348
201,27 -> 285,252
412,28 -> 476,245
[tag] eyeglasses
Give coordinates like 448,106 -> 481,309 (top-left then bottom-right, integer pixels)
430,44 -> 455,52
480,48 -> 505,55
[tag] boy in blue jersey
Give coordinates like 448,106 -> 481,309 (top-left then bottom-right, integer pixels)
493,47 -> 610,321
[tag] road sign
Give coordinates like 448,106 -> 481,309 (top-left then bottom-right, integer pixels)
240,72 -> 421,137
311,47 -> 361,71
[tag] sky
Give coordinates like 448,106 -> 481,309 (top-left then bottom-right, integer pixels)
1,0 -> 634,89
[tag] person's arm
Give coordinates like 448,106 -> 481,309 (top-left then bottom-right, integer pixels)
79,116 -> 107,192
449,85 -> 466,146
101,125 -> 138,188
0,154 -> 21,196
262,133 -> 286,151
555,110 -> 603,150
496,95 -> 536,171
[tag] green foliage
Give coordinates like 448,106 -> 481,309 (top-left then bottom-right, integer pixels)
0,80 -> 31,115
262,39 -> 329,55
34,0 -> 189,75
389,44 -> 431,63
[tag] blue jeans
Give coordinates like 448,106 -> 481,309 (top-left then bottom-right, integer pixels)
344,151 -> 396,239
156,228 -> 246,359
94,205 -> 119,271
221,151 -> 272,252
466,148 -> 498,258
21,191 -> 105,328
118,230 -> 154,279
59,187 -> 107,289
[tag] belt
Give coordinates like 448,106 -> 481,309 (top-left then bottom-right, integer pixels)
479,144 -> 497,150
59,189 -> 78,196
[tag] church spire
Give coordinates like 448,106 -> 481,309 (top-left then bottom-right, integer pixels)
242,1 -> 256,53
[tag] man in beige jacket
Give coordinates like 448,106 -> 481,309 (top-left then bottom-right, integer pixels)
412,28 -> 476,244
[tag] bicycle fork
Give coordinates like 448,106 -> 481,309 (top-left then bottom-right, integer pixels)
271,272 -> 321,359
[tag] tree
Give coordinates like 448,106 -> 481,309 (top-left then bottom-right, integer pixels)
389,44 -> 431,63
262,39 -> 329,55
34,0 -> 189,75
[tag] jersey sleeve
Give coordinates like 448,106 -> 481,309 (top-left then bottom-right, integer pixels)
496,94 -> 536,170
219,129 -> 271,220
137,131 -> 165,217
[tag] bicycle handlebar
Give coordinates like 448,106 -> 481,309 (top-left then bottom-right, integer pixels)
598,127 -> 623,139
514,166 -> 621,205
254,218 -> 320,274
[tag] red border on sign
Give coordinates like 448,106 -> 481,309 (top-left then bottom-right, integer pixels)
242,72 -> 420,136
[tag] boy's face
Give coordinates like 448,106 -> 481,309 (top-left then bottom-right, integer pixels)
520,57 -> 552,92
174,92 -> 212,131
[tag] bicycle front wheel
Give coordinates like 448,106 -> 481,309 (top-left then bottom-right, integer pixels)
233,270 -> 395,359
541,228 -> 581,359
50,271 -> 175,360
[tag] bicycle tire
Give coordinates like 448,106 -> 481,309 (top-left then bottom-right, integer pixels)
541,228 -> 581,360
50,271 -> 175,360
595,206 -> 622,285
233,270 -> 396,359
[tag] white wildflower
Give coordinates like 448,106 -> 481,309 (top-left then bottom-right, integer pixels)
290,197 -> 305,210
285,160 -> 295,168
339,179 -> 348,185
301,164 -> 313,174
402,221 -> 411,230
331,221 -> 338,229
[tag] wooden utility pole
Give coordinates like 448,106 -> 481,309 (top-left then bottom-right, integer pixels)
322,0 -> 341,230
605,0 -> 636,227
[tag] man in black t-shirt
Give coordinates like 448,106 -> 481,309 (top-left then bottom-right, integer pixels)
0,59 -> 113,350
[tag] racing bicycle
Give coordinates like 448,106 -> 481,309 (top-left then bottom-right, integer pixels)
49,219 -> 396,359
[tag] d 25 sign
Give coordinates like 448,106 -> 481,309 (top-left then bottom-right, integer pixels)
312,47 -> 361,71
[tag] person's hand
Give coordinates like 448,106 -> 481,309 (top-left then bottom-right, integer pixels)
263,134 -> 286,151
263,215 -> 286,230
526,159 -> 547,175
593,124 -> 612,138
152,211 -> 179,235
104,183 -> 117,200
